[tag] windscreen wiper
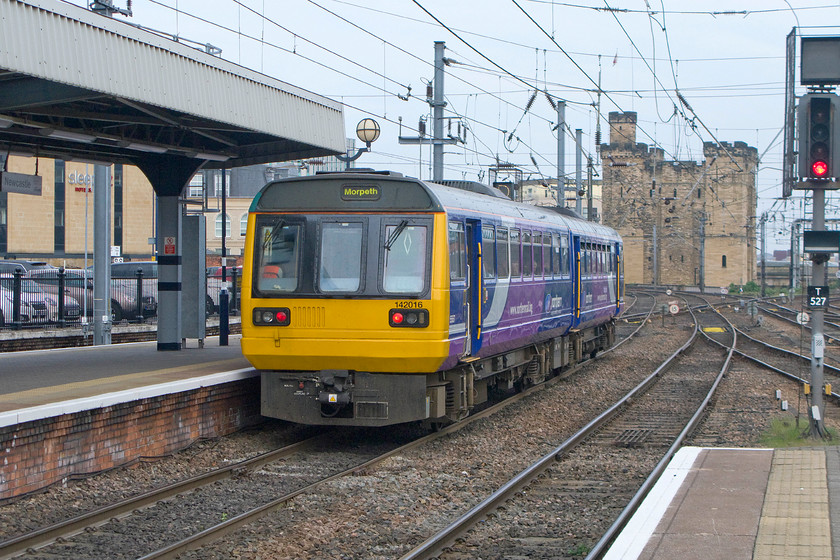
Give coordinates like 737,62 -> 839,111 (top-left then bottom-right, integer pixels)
262,219 -> 286,251
384,220 -> 408,251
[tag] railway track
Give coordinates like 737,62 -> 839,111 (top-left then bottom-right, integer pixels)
758,301 -> 840,344
713,306 -> 840,404
2,295 -> 658,560
398,294 -> 735,559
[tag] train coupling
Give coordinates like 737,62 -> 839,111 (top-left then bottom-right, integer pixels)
317,370 -> 351,405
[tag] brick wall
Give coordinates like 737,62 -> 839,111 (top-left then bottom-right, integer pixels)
0,377 -> 261,500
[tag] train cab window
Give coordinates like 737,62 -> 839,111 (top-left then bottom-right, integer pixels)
383,223 -> 428,294
532,232 -> 542,278
510,229 -> 521,278
449,222 -> 466,281
497,227 -> 510,279
255,219 -> 301,293
482,226 -> 496,279
522,231 -> 533,278
319,222 -> 364,292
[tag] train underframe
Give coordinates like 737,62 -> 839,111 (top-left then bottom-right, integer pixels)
260,319 -> 616,427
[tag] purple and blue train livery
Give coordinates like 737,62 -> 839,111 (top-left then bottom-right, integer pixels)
241,171 -> 624,427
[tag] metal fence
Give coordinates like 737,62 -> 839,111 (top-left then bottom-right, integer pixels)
0,267 -> 241,331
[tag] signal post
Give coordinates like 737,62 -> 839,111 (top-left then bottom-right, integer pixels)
793,36 -> 840,438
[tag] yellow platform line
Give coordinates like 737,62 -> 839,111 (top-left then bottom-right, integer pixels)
754,449 -> 832,559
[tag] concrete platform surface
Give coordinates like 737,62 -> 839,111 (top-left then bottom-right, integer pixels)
604,446 -> 838,560
0,335 -> 255,427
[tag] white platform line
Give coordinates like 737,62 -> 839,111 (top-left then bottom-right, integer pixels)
602,446 -> 704,560
0,368 -> 259,428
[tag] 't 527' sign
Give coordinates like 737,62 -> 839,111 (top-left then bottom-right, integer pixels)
808,286 -> 829,309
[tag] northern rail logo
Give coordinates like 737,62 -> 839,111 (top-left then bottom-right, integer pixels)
341,185 -> 381,201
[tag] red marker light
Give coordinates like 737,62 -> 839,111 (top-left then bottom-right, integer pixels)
392,312 -> 404,324
276,310 -> 288,323
813,160 -> 829,177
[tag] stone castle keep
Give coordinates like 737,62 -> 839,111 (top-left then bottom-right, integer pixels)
599,112 -> 758,289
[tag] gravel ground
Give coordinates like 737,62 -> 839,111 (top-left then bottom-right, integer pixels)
4,296 -> 835,560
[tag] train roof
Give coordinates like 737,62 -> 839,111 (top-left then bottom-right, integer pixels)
251,171 -> 620,241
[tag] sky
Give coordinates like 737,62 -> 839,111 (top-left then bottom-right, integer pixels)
61,0 -> 840,250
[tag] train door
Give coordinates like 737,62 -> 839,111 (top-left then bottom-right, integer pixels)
464,219 -> 483,357
572,234 -> 582,326
615,241 -> 623,312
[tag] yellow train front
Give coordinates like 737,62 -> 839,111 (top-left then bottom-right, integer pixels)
241,170 -> 624,427
241,172 -> 453,426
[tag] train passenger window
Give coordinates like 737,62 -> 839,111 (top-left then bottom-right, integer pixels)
497,228 -> 510,279
534,232 -> 544,278
383,224 -> 427,294
543,235 -> 551,277
583,244 -> 590,275
510,229 -> 521,278
482,226 -> 496,279
255,219 -> 301,293
551,234 -> 560,276
319,222 -> 363,292
449,222 -> 466,281
523,231 -> 532,278
560,235 -> 569,276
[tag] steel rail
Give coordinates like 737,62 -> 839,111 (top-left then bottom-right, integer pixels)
710,326 -> 840,403
399,297 -> 703,560
134,344 -> 619,559
583,295 -> 736,559
8,300 -> 647,560
0,434 -> 329,560
758,304 -> 840,344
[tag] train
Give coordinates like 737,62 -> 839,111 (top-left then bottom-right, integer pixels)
240,170 -> 624,427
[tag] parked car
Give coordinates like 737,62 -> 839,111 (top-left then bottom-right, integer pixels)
112,261 -> 216,316
0,275 -> 51,326
0,259 -> 56,275
30,268 -> 156,322
206,265 -> 242,313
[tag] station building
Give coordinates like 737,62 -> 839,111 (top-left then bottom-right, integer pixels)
599,112 -> 758,289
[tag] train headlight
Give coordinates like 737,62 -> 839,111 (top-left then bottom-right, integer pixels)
389,308 -> 428,328
253,307 -> 291,326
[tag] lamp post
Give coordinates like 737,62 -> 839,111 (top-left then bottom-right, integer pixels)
336,119 -> 381,168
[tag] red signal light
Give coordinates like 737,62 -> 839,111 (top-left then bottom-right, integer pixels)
813,160 -> 829,177
275,310 -> 288,323
392,312 -> 404,324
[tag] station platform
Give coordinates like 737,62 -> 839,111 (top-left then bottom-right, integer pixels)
0,334 -> 263,499
605,446 -> 839,560
0,334 -> 256,427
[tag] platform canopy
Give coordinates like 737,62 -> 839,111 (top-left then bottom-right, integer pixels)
0,0 -> 346,195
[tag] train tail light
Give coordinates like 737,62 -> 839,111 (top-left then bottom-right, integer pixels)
389,308 -> 429,328
253,307 -> 291,326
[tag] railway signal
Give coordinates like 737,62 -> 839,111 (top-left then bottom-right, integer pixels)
798,93 -> 839,180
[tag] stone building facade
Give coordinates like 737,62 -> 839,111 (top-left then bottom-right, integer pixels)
599,112 -> 758,289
